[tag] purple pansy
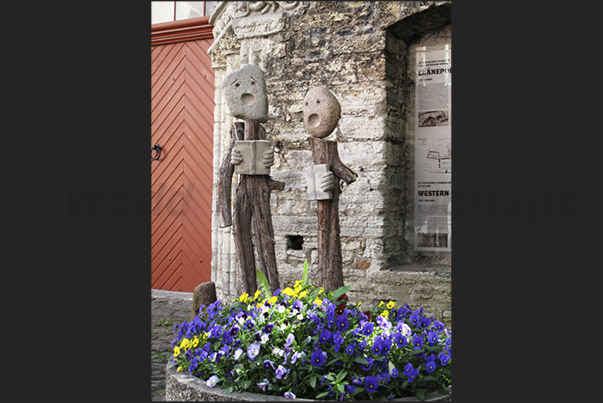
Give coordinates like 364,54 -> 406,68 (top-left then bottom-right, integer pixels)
247,343 -> 260,360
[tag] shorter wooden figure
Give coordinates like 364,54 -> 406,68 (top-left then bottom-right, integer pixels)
303,87 -> 357,292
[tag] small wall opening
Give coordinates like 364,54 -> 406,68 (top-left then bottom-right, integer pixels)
286,235 -> 304,250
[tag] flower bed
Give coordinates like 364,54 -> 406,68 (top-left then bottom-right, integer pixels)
168,266 -> 452,401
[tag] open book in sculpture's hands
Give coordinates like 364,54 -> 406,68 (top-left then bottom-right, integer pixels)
303,164 -> 334,200
232,140 -> 273,175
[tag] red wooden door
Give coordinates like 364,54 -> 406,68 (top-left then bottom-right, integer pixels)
151,18 -> 214,291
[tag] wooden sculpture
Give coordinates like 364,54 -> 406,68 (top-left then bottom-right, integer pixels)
303,87 -> 357,292
217,64 -> 284,296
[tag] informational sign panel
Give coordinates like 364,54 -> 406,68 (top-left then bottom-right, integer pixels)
414,46 -> 451,252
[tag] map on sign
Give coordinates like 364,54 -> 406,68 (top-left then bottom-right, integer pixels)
420,136 -> 451,174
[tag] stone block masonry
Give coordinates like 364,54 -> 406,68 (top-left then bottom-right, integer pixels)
208,2 -> 452,328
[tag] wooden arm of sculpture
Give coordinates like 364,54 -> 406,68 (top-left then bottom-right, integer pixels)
218,122 -> 244,228
308,137 -> 358,185
268,178 -> 285,191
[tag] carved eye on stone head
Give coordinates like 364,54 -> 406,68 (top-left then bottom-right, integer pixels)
234,83 -> 240,88
316,99 -> 321,104
251,81 -> 256,86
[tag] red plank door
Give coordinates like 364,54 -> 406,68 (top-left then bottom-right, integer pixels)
151,17 -> 214,291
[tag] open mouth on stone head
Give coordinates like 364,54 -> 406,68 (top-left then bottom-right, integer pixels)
308,113 -> 320,127
241,93 -> 255,105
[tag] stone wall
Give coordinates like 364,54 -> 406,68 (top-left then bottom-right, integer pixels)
208,1 -> 452,328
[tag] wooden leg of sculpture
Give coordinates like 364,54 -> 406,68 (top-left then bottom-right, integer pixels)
233,176 -> 257,296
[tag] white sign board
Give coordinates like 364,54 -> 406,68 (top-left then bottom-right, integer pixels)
414,47 -> 452,252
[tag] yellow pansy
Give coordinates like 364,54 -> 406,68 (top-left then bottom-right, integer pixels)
294,280 -> 303,288
268,296 -> 278,305
299,290 -> 308,299
239,292 -> 249,303
380,310 -> 390,318
294,285 -> 303,296
314,297 -> 322,305
202,332 -> 210,340
177,366 -> 183,372
173,346 -> 181,357
180,338 -> 191,350
318,288 -> 324,295
282,287 -> 295,296
253,290 -> 262,300
191,337 -> 199,348
378,301 -> 385,308
386,300 -> 396,310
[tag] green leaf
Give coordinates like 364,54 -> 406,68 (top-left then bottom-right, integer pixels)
438,388 -> 451,395
388,361 -> 395,373
224,387 -> 233,394
354,357 -> 369,365
401,380 -> 409,389
316,392 -> 330,399
416,389 -> 426,400
332,286 -> 351,302
337,384 -> 345,394
302,259 -> 309,286
336,370 -> 347,382
256,270 -> 271,297
309,375 -> 317,389
420,375 -> 437,383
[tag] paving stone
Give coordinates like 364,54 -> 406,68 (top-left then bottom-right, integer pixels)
151,290 -> 193,401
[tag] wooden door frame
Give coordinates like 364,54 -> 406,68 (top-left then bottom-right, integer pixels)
152,16 -> 213,46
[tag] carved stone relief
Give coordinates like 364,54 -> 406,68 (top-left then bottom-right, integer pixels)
208,1 -> 304,68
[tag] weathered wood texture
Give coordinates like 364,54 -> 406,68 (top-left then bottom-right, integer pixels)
218,119 -> 284,296
309,136 -> 357,292
218,122 -> 243,228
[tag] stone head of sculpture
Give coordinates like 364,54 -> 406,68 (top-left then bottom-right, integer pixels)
222,64 -> 269,123
303,87 -> 341,139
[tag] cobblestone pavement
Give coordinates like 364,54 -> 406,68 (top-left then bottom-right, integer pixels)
151,289 -> 193,401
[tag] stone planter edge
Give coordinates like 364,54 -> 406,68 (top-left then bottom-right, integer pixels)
165,361 -> 452,401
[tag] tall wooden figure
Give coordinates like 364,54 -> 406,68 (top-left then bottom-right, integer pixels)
303,87 -> 357,292
218,64 -> 284,296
